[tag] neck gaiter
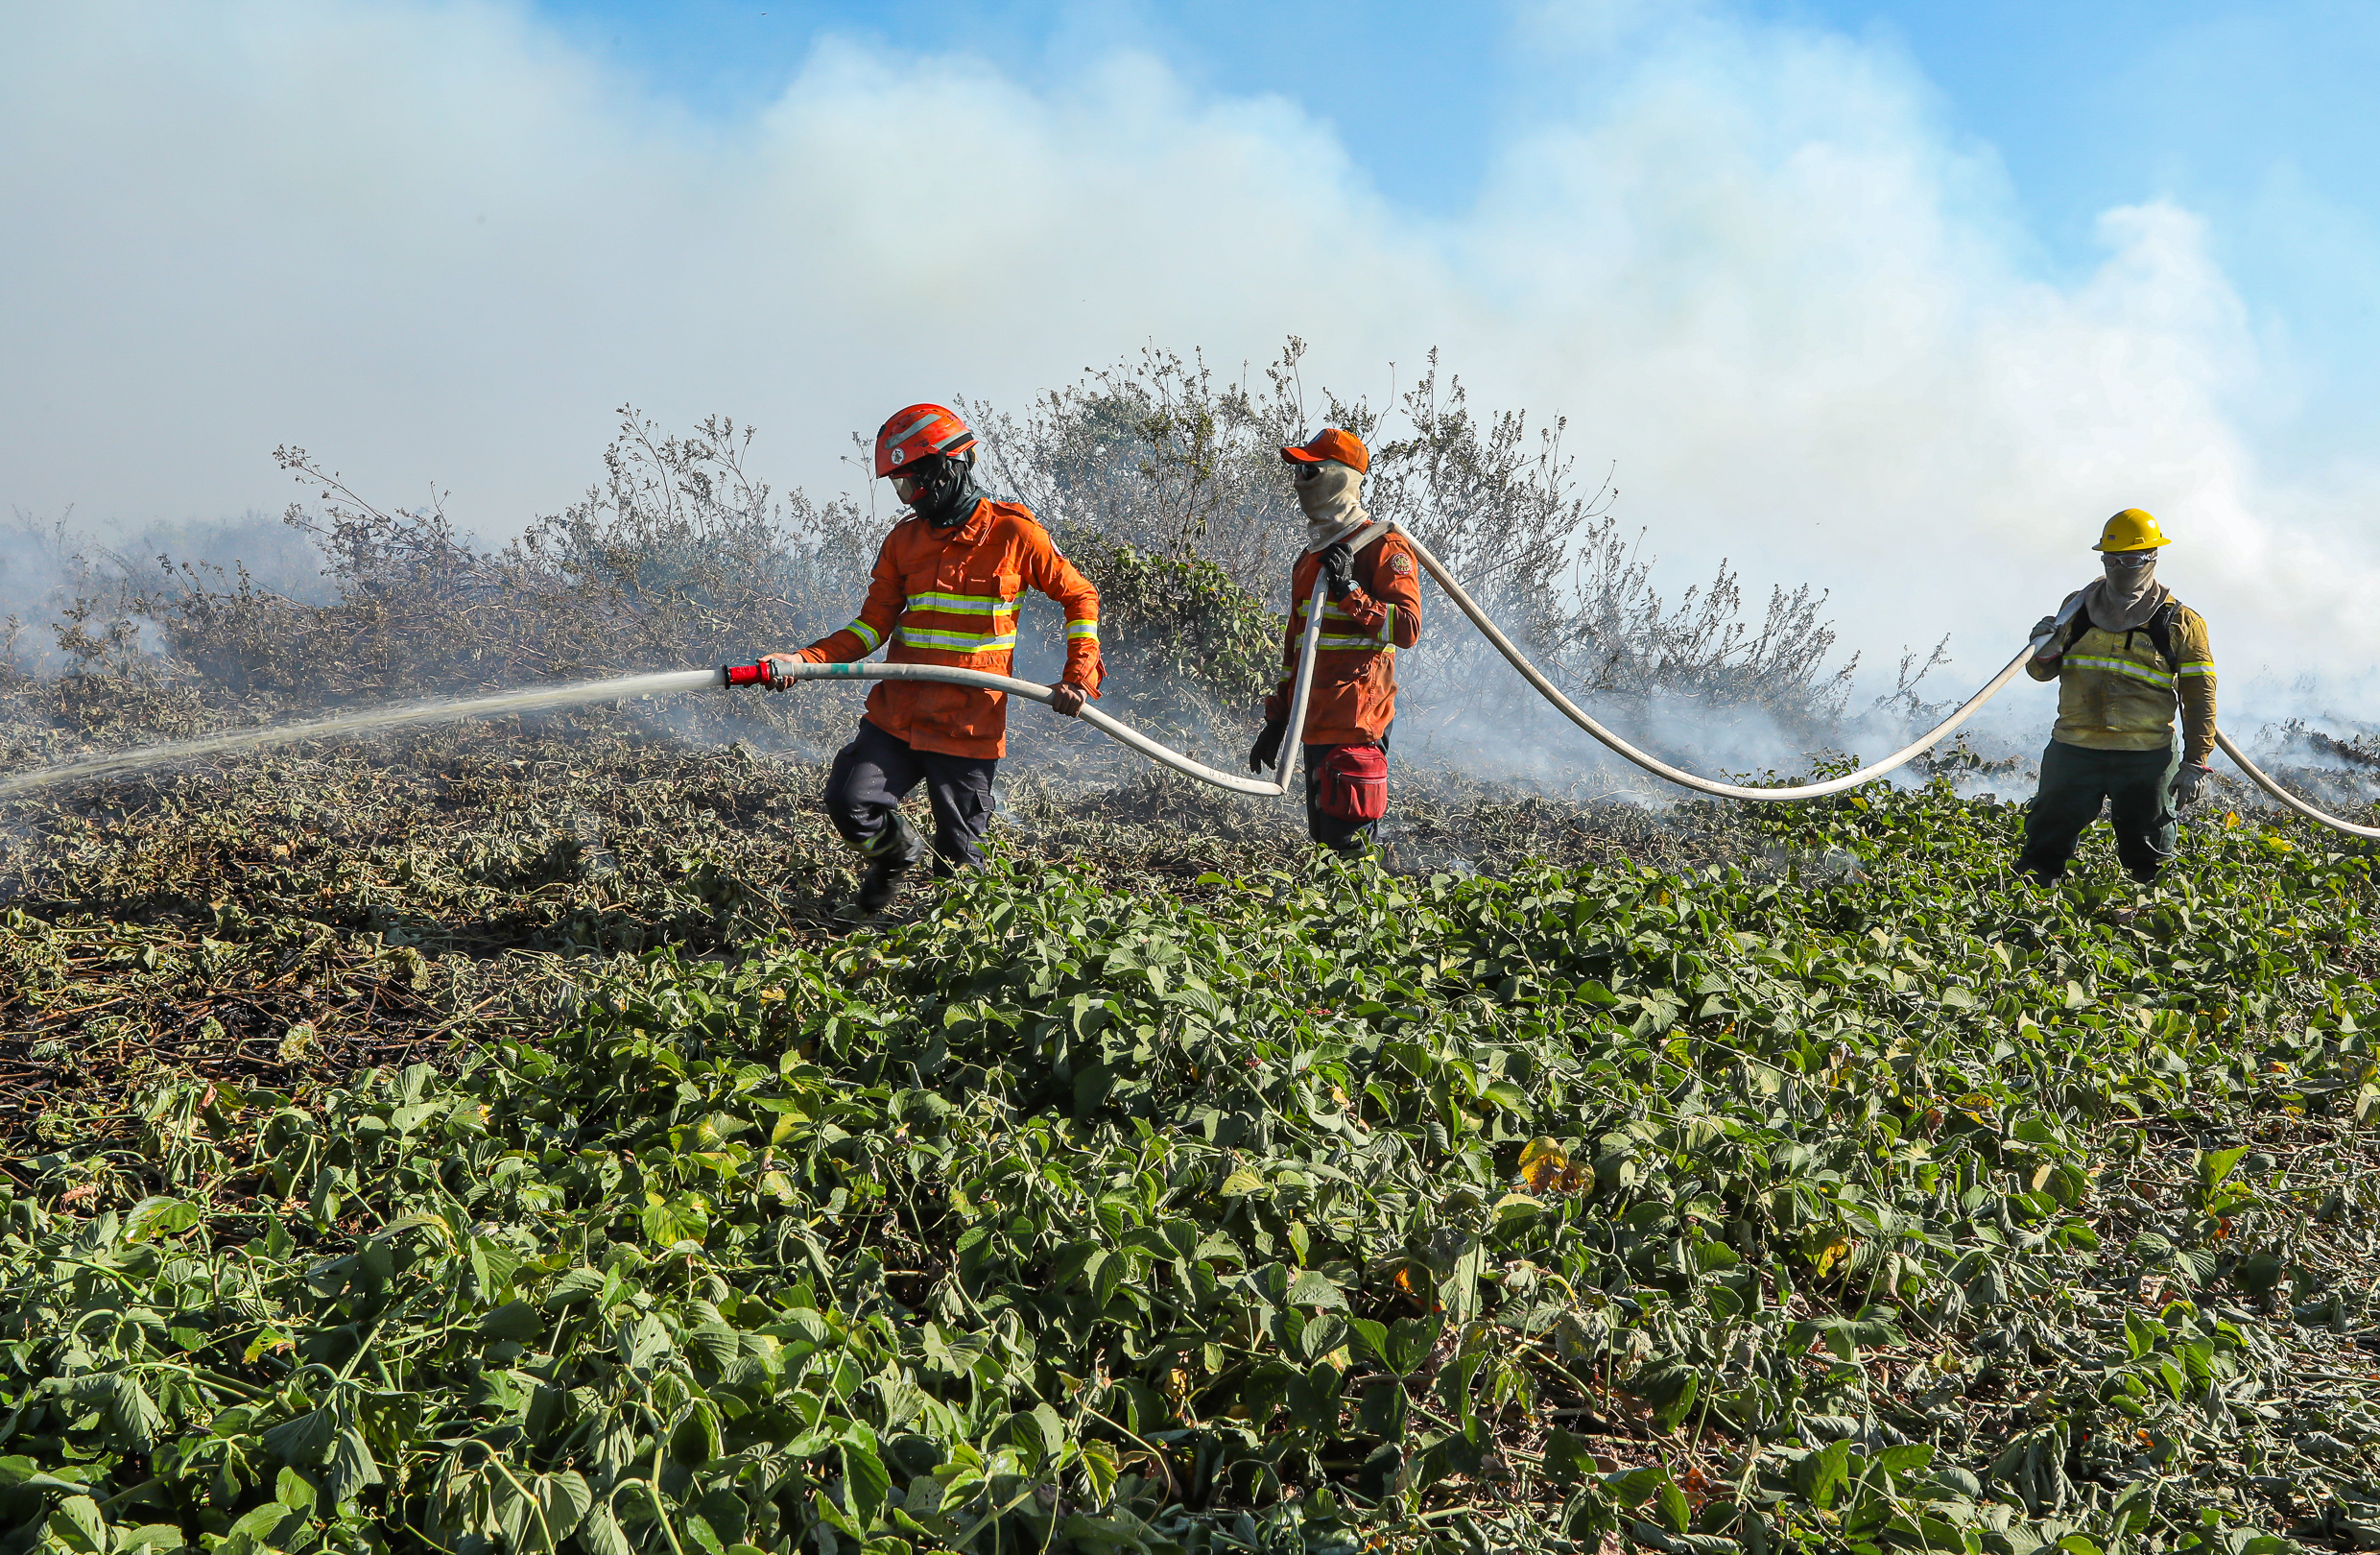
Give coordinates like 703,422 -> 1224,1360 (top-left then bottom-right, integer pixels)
1296,462 -> 1370,552
2088,550 -> 2163,632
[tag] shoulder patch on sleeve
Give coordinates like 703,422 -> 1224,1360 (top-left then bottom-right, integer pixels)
1387,552 -> 1415,578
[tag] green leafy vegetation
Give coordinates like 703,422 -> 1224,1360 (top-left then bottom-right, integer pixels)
6,756 -> 2379,1554
6,347 -> 2379,1551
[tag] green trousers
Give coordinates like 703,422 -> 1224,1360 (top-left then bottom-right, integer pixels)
2017,738 -> 2181,883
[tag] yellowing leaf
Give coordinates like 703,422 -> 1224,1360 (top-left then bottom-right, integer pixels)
1517,1136 -> 1570,1194
1815,1236 -> 1852,1278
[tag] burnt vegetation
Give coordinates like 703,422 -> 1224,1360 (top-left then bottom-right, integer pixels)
2,346 -> 2379,1554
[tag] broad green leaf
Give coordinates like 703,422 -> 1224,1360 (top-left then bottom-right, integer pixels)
1287,1269 -> 1346,1310
1218,1169 -> 1266,1198
46,1496 -> 107,1555
534,1471 -> 595,1547
669,1399 -> 724,1466
262,1407 -> 337,1466
840,1433 -> 892,1530
481,1301 -> 545,1343
122,1196 -> 203,1242
2195,1146 -> 2249,1193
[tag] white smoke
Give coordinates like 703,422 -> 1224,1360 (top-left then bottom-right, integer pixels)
1,0 -> 2373,726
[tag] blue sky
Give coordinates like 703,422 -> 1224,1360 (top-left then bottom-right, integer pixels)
6,0 -> 2378,689
537,0 -> 2380,443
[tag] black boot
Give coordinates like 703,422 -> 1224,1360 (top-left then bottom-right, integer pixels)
855,817 -> 925,912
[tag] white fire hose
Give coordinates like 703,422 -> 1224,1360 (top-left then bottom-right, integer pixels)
1392,523 -> 2380,836
4,547 -> 2375,839
769,579 -> 1332,798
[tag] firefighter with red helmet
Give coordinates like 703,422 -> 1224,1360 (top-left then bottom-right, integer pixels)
1248,428 -> 1422,856
761,404 -> 1102,911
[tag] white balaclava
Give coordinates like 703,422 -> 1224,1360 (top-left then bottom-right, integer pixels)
2088,548 -> 2163,632
1295,460 -> 1370,553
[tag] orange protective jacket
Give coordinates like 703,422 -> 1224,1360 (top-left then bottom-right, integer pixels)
797,498 -> 1103,759
1263,528 -> 1424,746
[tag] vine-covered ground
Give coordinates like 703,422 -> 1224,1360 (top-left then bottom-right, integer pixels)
4,717 -> 2380,1555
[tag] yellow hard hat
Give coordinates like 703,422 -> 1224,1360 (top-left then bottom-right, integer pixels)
2093,509 -> 2170,552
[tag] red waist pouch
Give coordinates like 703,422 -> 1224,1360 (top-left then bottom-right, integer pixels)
1316,743 -> 1389,822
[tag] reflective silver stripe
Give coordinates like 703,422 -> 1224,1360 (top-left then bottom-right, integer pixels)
1065,620 -> 1100,639
2067,655 -> 2175,688
2177,662 -> 2215,678
1319,634 -> 1393,651
884,411 -> 942,449
1380,604 -> 1394,643
845,618 -> 884,652
896,627 -> 1017,653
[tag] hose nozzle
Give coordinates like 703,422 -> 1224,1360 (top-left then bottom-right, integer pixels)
722,661 -> 772,688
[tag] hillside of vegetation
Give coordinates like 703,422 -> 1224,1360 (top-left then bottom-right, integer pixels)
5,347 -> 2380,1553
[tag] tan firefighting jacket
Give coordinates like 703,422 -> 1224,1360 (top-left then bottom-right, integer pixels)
2027,586 -> 2216,764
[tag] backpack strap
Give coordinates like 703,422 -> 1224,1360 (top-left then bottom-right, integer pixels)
2061,609 -> 2092,655
2140,599 -> 2179,670
2063,593 -> 2181,671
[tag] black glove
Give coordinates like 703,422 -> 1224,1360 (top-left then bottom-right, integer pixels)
2172,762 -> 2210,808
1320,542 -> 1355,601
1248,716 -> 1288,774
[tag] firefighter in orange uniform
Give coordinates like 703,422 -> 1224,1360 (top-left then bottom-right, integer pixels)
1248,428 -> 1422,856
761,404 -> 1103,910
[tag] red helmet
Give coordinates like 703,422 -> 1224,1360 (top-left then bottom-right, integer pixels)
873,403 -> 976,478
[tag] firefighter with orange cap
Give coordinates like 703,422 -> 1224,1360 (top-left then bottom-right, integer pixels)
761,404 -> 1102,911
1249,428 -> 1423,856
2016,508 -> 2217,885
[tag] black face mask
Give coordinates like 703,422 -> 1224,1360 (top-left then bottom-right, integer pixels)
903,454 -> 980,528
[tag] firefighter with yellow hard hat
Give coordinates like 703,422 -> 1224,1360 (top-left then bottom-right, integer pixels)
2016,509 -> 2216,885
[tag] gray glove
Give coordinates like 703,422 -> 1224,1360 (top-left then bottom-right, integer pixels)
2172,762 -> 2210,808
2030,614 -> 2062,655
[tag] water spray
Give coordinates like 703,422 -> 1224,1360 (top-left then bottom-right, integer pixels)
2,560 -> 2371,838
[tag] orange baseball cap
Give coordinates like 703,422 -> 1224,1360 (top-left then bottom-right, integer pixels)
1280,427 -> 1368,473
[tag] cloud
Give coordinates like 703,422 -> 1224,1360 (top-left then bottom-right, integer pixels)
2,0 -> 2372,724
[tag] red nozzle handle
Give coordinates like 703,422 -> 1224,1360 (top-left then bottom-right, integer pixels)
724,661 -> 769,687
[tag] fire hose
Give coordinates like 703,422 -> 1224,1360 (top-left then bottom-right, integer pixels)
3,541 -> 2373,838
727,579 -> 1334,798
728,522 -> 2380,838
1388,524 -> 2380,836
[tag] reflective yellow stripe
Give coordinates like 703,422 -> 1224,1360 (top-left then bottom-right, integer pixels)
2177,662 -> 2214,678
907,590 -> 1015,613
1297,599 -> 1391,625
2067,655 -> 2175,688
896,627 -> 1017,653
1380,604 -> 1394,643
1065,620 -> 1100,640
845,618 -> 884,652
